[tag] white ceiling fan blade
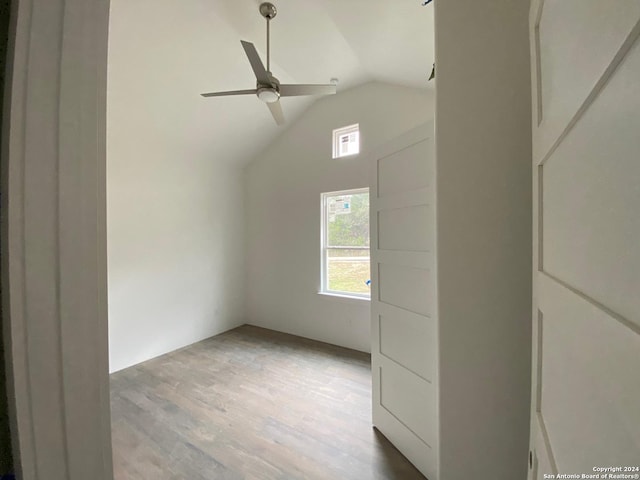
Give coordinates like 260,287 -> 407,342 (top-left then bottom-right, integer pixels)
267,100 -> 285,126
241,40 -> 271,85
279,84 -> 337,97
201,89 -> 257,98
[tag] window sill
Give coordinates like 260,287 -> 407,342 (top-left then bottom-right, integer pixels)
317,291 -> 371,304
332,152 -> 360,159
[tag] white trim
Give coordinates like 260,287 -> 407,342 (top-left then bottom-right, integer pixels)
316,292 -> 371,304
1,0 -> 113,478
320,289 -> 370,300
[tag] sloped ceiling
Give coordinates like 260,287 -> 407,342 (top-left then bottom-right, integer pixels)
107,0 -> 434,166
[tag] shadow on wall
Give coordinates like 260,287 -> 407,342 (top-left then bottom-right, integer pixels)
0,0 -> 14,474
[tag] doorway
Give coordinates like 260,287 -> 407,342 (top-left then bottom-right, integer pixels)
2,1 -> 534,479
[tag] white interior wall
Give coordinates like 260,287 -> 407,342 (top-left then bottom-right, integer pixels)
244,82 -> 434,353
107,162 -> 245,373
107,19 -> 246,374
434,0 -> 532,478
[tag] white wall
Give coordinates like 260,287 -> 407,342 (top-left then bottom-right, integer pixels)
107,5 -> 245,373
434,0 -> 532,479
244,82 -> 434,353
107,163 -> 245,373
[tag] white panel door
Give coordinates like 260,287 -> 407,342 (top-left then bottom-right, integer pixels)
371,122 -> 437,479
529,2 -> 640,478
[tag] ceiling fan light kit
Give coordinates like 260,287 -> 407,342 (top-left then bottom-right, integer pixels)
201,2 -> 337,126
257,87 -> 280,104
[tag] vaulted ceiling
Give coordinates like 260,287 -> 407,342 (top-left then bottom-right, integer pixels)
107,0 -> 434,166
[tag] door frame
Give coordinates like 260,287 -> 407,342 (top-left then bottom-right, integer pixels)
1,0 -> 112,478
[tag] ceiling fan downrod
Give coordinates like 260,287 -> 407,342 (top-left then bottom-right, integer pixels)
259,2 -> 277,73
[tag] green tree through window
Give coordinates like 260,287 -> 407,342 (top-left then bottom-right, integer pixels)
327,193 -> 370,247
322,190 -> 370,297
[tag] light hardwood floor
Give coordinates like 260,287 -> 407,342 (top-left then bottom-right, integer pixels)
110,325 -> 427,480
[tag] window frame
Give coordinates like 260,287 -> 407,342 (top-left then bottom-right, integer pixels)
320,187 -> 371,300
332,123 -> 360,159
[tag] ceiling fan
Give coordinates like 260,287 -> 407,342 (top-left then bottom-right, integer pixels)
201,2 -> 337,126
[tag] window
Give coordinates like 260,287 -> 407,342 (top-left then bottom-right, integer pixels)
332,124 -> 360,158
321,188 -> 370,299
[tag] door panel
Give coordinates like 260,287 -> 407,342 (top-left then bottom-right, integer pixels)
529,1 -> 640,478
379,305 -> 436,382
379,359 -> 436,446
533,416 -> 556,480
378,205 -> 431,252
377,141 -> 430,197
541,39 -> 640,325
535,0 -> 640,160
538,276 -> 640,471
371,123 -> 436,479
378,263 -> 433,316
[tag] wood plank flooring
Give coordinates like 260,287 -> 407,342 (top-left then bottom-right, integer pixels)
110,325 -> 427,480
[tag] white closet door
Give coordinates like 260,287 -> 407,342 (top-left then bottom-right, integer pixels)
371,122 -> 437,479
529,1 -> 640,478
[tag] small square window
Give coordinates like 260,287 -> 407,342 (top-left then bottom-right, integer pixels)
332,124 -> 360,158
